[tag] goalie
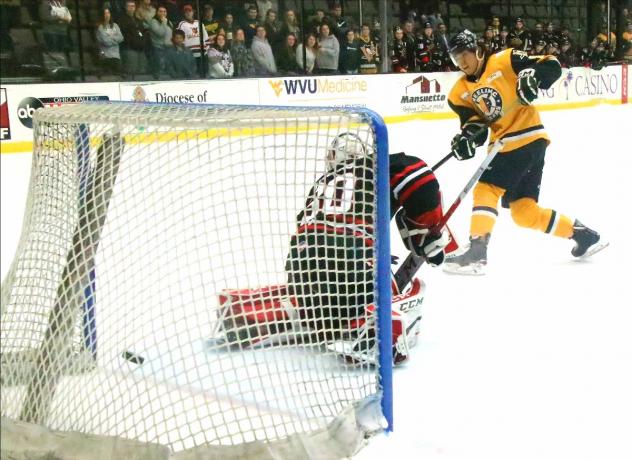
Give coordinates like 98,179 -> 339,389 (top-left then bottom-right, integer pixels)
214,132 -> 452,365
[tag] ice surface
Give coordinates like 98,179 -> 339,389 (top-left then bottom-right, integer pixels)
356,104 -> 632,460
1,103 -> 630,459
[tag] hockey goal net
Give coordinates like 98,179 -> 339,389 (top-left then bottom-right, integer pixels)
0,102 -> 392,459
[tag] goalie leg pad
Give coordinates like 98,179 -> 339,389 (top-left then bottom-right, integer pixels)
213,285 -> 305,348
327,277 -> 426,366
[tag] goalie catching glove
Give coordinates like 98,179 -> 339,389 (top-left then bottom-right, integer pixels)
395,209 -> 450,266
517,68 -> 539,105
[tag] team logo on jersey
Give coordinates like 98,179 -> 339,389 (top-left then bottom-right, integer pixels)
471,87 -> 503,121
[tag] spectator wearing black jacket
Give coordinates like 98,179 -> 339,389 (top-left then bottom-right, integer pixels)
329,3 -> 350,42
402,20 -> 417,70
263,9 -> 283,53
280,9 -> 301,39
240,4 -> 259,46
391,26 -> 411,72
339,29 -> 361,74
557,39 -> 576,67
415,22 -> 436,72
507,17 -> 531,52
118,0 -> 150,78
276,33 -> 300,75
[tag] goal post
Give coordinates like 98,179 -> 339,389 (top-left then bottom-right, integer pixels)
1,102 -> 392,459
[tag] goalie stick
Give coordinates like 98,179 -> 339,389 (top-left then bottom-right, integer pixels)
394,140 -> 505,291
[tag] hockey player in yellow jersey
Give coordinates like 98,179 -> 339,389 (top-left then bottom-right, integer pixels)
443,30 -> 607,275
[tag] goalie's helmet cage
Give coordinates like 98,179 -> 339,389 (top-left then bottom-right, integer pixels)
326,131 -> 370,168
0,102 -> 392,459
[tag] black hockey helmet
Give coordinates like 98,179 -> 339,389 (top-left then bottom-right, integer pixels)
448,29 -> 478,54
448,29 -> 479,66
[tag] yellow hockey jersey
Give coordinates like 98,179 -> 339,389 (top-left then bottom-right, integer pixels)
448,48 -> 562,152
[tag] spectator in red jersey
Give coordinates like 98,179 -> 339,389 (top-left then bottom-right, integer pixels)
414,22 -> 435,72
178,4 -> 209,75
391,26 -> 410,72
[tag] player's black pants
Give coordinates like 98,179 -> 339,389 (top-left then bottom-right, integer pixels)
480,138 -> 547,208
286,230 -> 373,338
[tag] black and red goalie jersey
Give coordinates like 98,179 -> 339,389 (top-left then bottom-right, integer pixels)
295,148 -> 443,247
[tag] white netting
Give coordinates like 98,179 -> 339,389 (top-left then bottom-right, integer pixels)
0,102 -> 388,459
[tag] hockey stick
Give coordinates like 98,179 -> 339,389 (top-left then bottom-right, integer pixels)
394,140 -> 505,291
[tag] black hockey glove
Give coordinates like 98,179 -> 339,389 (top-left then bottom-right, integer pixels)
450,133 -> 476,161
517,68 -> 540,105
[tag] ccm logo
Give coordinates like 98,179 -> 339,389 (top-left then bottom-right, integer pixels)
398,298 -> 423,313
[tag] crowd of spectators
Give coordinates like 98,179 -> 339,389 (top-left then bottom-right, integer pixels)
1,0 -> 630,82
92,0 -> 387,79
391,10 -> 632,73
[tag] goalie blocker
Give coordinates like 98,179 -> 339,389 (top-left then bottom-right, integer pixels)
213,134 -> 455,365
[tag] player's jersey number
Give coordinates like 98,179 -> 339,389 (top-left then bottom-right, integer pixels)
302,173 -> 356,224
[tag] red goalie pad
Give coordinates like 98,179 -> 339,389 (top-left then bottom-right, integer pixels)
213,276 -> 426,366
214,285 -> 300,348
332,277 -> 425,365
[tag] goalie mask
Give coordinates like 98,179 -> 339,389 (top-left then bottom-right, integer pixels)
326,132 -> 368,168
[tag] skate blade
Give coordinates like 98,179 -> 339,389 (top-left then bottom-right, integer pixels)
575,241 -> 610,260
442,262 -> 486,276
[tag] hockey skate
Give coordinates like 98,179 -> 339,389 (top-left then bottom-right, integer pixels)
571,220 -> 609,259
442,234 -> 490,275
